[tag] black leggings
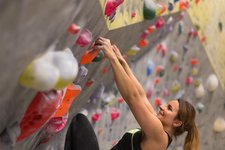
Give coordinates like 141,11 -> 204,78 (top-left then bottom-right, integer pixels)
65,113 -> 100,150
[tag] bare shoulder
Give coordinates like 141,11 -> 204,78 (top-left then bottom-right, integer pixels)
141,130 -> 168,150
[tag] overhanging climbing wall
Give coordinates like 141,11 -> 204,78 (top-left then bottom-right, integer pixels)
0,0 -> 225,150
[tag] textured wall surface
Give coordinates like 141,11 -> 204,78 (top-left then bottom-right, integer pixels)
0,0 -> 224,150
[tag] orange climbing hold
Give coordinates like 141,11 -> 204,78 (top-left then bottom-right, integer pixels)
67,23 -> 80,35
53,84 -> 81,118
138,39 -> 148,48
80,48 -> 100,65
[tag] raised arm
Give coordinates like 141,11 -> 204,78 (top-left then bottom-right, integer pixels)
111,45 -> 156,116
93,37 -> 166,140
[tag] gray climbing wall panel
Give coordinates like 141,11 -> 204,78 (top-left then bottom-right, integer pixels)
0,0 -> 225,150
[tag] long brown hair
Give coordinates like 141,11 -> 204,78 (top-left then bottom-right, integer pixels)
174,98 -> 199,150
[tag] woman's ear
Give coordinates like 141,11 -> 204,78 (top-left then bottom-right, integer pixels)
173,120 -> 183,128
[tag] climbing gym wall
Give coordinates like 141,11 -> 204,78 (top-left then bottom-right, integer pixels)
188,0 -> 225,89
0,0 -> 224,150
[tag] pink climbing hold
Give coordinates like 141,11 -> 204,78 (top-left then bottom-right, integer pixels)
146,88 -> 153,98
131,11 -> 136,18
45,114 -> 68,134
163,89 -> 169,97
141,30 -> 149,39
110,109 -> 120,121
186,76 -> 193,85
75,28 -> 92,47
91,113 -> 101,123
155,17 -> 165,29
104,0 -> 124,17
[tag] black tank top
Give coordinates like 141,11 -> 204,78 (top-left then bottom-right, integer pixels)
111,129 -> 172,150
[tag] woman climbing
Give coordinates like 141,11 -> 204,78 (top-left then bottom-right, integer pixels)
92,37 -> 199,150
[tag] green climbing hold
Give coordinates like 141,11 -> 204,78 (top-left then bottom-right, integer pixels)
92,50 -> 104,62
159,70 -> 165,77
143,0 -> 156,20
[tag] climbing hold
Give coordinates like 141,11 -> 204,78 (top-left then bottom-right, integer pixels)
155,4 -> 166,16
127,45 -> 140,56
218,21 -> 223,32
17,90 -> 63,141
192,67 -> 199,76
92,50 -> 105,62
161,46 -> 168,57
201,35 -> 206,44
45,113 -> 69,135
102,66 -> 109,74
67,23 -> 81,35
91,112 -> 101,123
131,11 -> 136,18
141,30 -> 149,39
154,98 -> 162,108
146,60 -> 155,76
185,76 -> 193,86
193,79 -> 201,88
170,51 -> 178,63
155,66 -> 165,77
196,102 -> 204,113
147,25 -> 155,33
213,117 -> 225,132
206,74 -> 219,92
143,0 -> 157,20
73,65 -> 88,84
171,80 -> 181,93
138,38 -> 149,48
183,44 -> 189,54
155,17 -> 165,29
154,77 -> 161,85
104,0 -> 124,17
162,89 -> 169,97
19,54 -> 60,91
168,1 -> 174,11
80,46 -> 100,64
195,84 -> 205,98
195,0 -> 201,4
190,58 -> 198,66
179,0 -> 189,10
85,79 -> 95,87
52,48 -> 79,89
54,84 -> 81,118
110,109 -> 120,121
117,97 -> 124,104
178,21 -> 184,35
19,48 -> 78,91
146,85 -> 153,98
75,28 -> 92,47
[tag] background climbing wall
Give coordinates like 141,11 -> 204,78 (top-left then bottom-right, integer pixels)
188,0 -> 225,89
88,11 -> 225,150
0,0 -> 225,150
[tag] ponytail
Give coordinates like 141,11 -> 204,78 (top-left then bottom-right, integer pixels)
184,123 -> 199,150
